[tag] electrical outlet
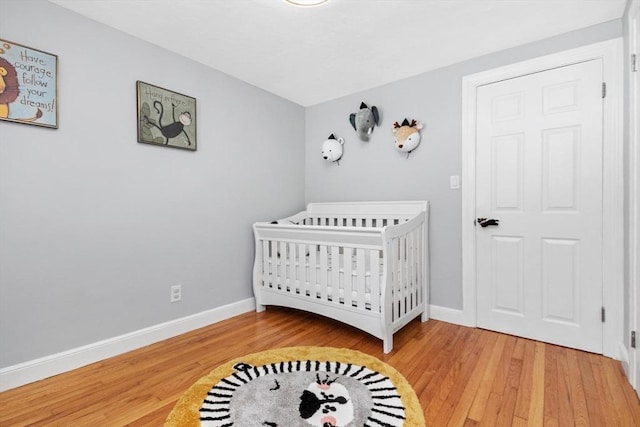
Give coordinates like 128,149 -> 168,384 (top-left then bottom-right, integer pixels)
170,285 -> 182,303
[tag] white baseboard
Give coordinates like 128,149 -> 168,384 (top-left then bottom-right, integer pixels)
619,342 -> 630,377
0,298 -> 255,392
429,304 -> 473,327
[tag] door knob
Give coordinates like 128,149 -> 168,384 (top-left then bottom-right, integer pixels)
477,218 -> 500,227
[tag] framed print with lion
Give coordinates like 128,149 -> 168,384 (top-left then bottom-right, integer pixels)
0,38 -> 58,128
136,81 -> 197,151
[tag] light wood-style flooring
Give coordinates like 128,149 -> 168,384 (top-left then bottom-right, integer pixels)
1,307 -> 639,426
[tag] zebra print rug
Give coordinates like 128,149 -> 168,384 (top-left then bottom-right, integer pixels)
164,346 -> 424,427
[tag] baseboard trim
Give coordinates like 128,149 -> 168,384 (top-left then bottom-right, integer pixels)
429,304 -> 473,327
0,298 -> 256,392
619,342 -> 631,377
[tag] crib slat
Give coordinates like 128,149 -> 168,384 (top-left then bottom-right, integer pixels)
343,247 -> 353,308
390,238 -> 399,321
287,243 -> 298,294
403,234 -> 410,311
319,245 -> 328,300
400,236 -> 408,316
282,241 -> 289,291
395,237 -> 402,315
370,249 -> 380,312
289,242 -> 295,290
308,244 -> 317,298
407,235 -> 413,310
356,248 -> 366,309
262,240 -> 270,288
269,240 -> 275,289
330,246 -> 340,305
289,242 -> 297,294
409,230 -> 417,310
280,241 -> 288,290
417,225 -> 424,306
271,240 -> 279,289
289,243 -> 298,294
297,243 -> 305,295
415,228 -> 422,307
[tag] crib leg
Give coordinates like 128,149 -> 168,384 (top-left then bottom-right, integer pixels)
256,303 -> 266,313
421,302 -> 430,322
383,336 -> 393,354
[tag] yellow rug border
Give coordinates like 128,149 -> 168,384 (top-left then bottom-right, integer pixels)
164,346 -> 424,426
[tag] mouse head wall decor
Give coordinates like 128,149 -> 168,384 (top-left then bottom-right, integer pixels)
392,118 -> 423,158
321,134 -> 345,165
349,102 -> 379,141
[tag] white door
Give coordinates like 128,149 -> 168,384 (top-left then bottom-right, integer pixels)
475,60 -> 604,353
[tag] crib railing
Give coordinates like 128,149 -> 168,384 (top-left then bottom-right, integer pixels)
253,224 -> 384,311
383,217 -> 426,327
301,216 -> 405,228
259,239 -> 383,312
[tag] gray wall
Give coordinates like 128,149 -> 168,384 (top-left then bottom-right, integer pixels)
0,0 -> 305,368
305,20 -> 623,310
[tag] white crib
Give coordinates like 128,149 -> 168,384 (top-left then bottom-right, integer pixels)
252,201 -> 429,353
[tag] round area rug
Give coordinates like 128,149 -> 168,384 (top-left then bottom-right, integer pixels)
165,346 -> 424,427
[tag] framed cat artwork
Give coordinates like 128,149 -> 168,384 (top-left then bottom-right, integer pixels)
136,80 -> 197,151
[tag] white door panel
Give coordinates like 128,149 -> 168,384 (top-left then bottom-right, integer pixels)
476,60 -> 603,353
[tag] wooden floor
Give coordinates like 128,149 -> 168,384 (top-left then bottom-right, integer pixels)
1,307 -> 639,426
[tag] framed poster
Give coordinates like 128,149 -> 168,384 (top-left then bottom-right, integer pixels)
136,81 -> 197,151
0,39 -> 58,128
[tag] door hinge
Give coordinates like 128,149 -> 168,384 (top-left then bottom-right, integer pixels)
602,82 -> 607,98
632,54 -> 638,72
601,307 -> 606,322
632,331 -> 637,349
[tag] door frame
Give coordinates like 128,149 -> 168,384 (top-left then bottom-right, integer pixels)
627,0 -> 640,392
461,39 -> 624,359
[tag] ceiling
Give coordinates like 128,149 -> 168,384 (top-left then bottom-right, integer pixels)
49,0 -> 627,106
